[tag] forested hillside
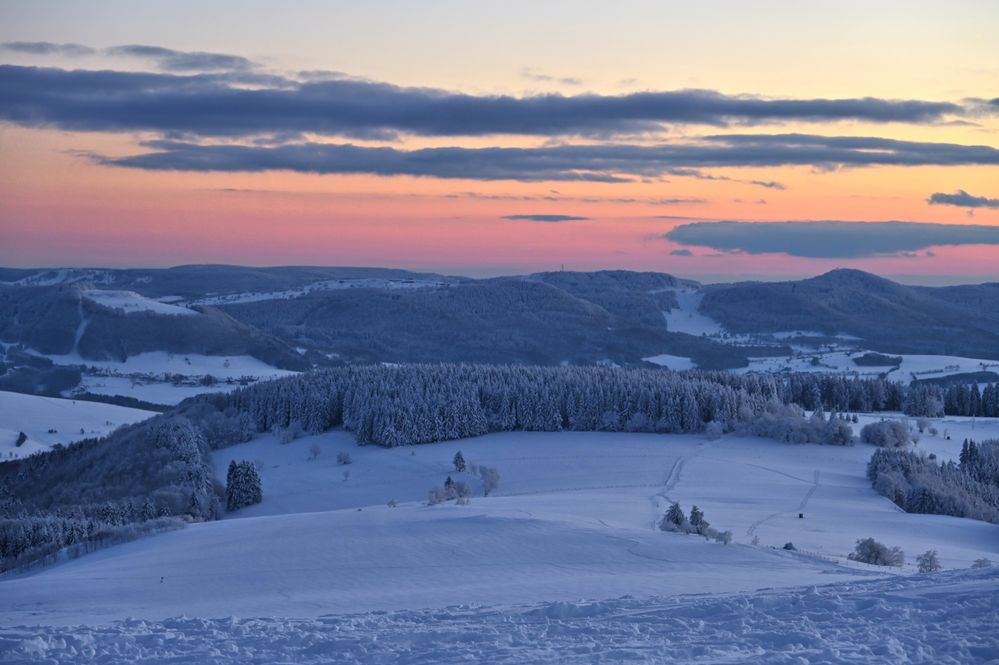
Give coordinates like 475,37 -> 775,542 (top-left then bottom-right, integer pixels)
701,269 -> 999,359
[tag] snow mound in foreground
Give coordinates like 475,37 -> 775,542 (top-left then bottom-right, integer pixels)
2,568 -> 995,664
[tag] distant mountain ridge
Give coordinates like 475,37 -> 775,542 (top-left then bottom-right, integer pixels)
701,269 -> 999,359
1,265 -> 997,367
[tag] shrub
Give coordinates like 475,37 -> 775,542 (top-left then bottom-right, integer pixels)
971,558 -> 992,569
848,538 -> 904,567
860,420 -> 912,448
916,550 -> 942,573
475,465 -> 500,496
337,452 -> 352,465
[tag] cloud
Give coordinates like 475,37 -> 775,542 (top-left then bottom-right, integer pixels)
1,41 -> 95,56
520,68 -> 583,86
927,189 -> 999,209
89,134 -> 999,181
0,65 -> 969,139
651,197 -> 707,205
669,249 -> 694,256
750,180 -> 786,190
1,42 -> 254,72
105,45 -> 255,72
664,220 -> 999,258
502,214 -> 590,222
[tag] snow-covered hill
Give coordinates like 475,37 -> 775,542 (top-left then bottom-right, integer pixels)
0,390 -> 156,460
2,418 -> 996,632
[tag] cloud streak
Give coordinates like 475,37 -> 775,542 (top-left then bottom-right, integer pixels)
665,220 -> 999,258
502,214 -> 591,222
1,41 -> 95,56
89,134 -> 999,181
928,189 -> 999,209
105,45 -> 255,72
2,42 -> 254,72
0,64 -> 969,139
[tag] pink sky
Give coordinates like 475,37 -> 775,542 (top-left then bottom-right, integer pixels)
1,1 -> 997,283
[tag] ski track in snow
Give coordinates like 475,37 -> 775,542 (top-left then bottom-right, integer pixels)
3,569 -> 996,664
746,469 -> 821,537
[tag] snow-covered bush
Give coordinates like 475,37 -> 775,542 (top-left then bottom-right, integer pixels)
705,420 -> 725,438
738,403 -> 853,445
337,452 -> 352,465
848,538 -> 904,567
475,465 -> 500,496
916,550 -> 941,573
860,420 -> 912,448
971,558 -> 992,569
659,503 -> 730,543
453,451 -> 466,472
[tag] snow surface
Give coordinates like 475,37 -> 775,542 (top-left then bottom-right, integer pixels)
642,353 -> 697,370
190,277 -> 449,306
82,289 -> 198,316
743,351 -> 999,382
3,568 -> 996,664
41,351 -> 294,381
662,288 -> 725,336
75,375 -> 239,406
4,420 -> 998,630
0,390 -> 155,460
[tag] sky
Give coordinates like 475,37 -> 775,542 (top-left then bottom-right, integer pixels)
1,0 -> 998,283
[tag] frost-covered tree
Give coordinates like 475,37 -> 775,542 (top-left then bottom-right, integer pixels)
661,502 -> 686,531
453,451 -> 466,473
225,460 -> 262,512
971,558 -> 993,569
848,538 -> 904,567
476,465 -> 500,496
337,451 -> 352,465
689,505 -> 708,534
916,550 -> 942,573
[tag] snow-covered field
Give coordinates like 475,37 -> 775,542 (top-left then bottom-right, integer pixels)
0,390 -> 155,459
82,289 -> 198,316
3,416 -> 997,637
662,288 -> 725,336
27,350 -> 300,405
642,353 -> 697,370
3,568 -> 995,664
40,351 -> 295,381
744,351 -> 998,382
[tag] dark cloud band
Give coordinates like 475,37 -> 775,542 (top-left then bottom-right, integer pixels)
0,64 -> 967,139
90,135 -> 999,181
665,220 -> 999,258
502,214 -> 590,222
928,190 -> 999,209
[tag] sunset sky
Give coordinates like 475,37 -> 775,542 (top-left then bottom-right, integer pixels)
1,0 -> 997,283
